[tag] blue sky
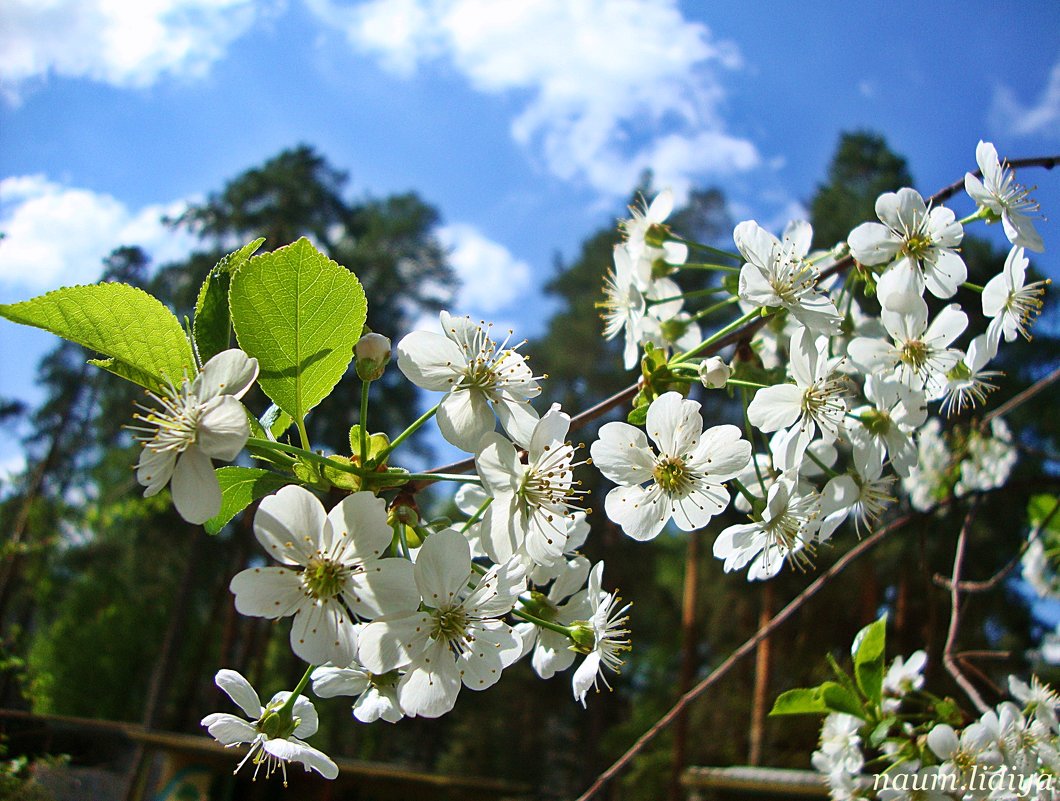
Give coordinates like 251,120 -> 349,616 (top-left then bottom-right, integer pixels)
1,0 -> 1059,478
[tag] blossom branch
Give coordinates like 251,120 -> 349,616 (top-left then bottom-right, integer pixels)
942,498 -> 990,715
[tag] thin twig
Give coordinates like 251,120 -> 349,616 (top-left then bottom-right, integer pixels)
979,365 -> 1060,432
572,509 -> 920,801
942,499 -> 990,714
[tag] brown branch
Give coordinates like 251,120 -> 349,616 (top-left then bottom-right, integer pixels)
409,155 -> 1060,494
942,499 -> 990,714
979,365 -> 1060,432
572,509 -> 921,801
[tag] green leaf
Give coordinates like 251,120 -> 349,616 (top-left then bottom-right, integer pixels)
626,405 -> 648,426
0,284 -> 194,392
349,425 -> 390,463
1028,494 -> 1060,536
853,615 -> 888,705
204,467 -> 289,535
230,238 -> 367,421
193,239 -> 265,364
769,682 -> 864,718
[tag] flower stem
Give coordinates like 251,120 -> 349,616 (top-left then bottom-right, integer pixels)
514,606 -> 575,639
373,402 -> 440,465
394,522 -> 411,560
668,235 -> 742,263
671,308 -> 762,364
359,379 -> 371,467
805,448 -> 840,478
729,477 -> 760,509
962,281 -> 984,293
245,437 -> 361,474
296,418 -> 312,452
958,206 -> 991,226
278,665 -> 316,717
680,262 -> 741,273
461,497 -> 493,533
400,472 -> 480,484
690,295 -> 739,321
727,378 -> 768,390
647,286 -> 729,305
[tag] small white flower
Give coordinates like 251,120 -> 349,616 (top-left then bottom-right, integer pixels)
820,452 -> 894,539
1009,675 -> 1060,733
901,420 -> 952,512
312,656 -> 404,724
747,325 -> 848,465
571,562 -> 631,707
847,188 -> 966,311
713,473 -> 822,580
358,529 -> 526,718
396,312 -> 541,451
201,669 -> 338,784
592,392 -> 750,541
955,419 -> 1017,497
966,140 -> 1044,252
938,334 -> 1001,417
847,297 -> 967,399
734,219 -> 842,334
230,486 -> 417,666
476,405 -> 588,567
514,555 -> 593,680
983,245 -> 1049,351
848,375 -> 926,478
884,650 -> 927,698
621,188 -> 688,265
599,245 -> 650,370
132,348 -> 258,524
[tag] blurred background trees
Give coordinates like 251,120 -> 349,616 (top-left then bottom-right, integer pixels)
0,132 -> 1056,800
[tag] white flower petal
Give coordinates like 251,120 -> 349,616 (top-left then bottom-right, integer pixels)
196,396 -> 250,461
171,446 -> 222,524
395,330 -> 465,391
201,713 -> 258,746
254,485 -> 326,566
214,669 -> 261,718
231,566 -> 305,619
192,349 -> 259,401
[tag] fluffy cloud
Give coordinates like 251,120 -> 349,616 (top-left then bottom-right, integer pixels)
307,0 -> 759,199
991,59 -> 1060,137
0,0 -> 267,100
0,175 -> 196,289
436,223 -> 531,314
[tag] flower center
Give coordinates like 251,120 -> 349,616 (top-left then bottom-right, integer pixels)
130,379 -> 201,453
769,256 -> 817,305
861,408 -> 892,437
903,233 -> 932,259
899,340 -> 929,372
431,606 -> 470,645
302,557 -> 348,600
653,456 -> 689,494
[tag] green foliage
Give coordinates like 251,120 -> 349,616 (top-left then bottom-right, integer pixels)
0,284 -> 194,392
204,467 -> 290,535
852,615 -> 887,705
770,682 -> 864,718
230,238 -> 367,423
192,238 -> 264,363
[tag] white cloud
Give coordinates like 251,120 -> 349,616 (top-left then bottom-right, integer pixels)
307,0 -> 759,200
0,175 -> 197,289
0,0 -> 268,100
436,223 -> 531,314
991,59 -> 1060,137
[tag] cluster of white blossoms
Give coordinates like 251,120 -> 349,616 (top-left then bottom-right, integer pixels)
814,670 -> 1060,801
108,139 -> 1048,786
590,141 -> 1047,582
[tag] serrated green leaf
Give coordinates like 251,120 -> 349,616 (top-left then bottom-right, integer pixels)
1,284 -> 194,392
204,467 -> 289,535
627,405 -> 648,426
769,682 -> 865,718
192,240 -> 265,363
854,615 -> 888,705
229,238 -> 366,422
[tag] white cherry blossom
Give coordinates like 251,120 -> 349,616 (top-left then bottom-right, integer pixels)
132,348 -> 258,524
571,562 -> 631,707
983,245 -> 1050,351
848,375 -> 926,478
734,219 -> 842,333
230,486 -> 416,667
600,245 -> 650,370
312,653 -> 404,724
966,140 -> 1044,252
592,392 -> 750,541
201,669 -> 337,783
514,555 -> 592,680
847,188 -> 966,311
396,311 -> 541,451
357,529 -> 525,719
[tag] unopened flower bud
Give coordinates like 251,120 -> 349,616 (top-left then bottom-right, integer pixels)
698,356 -> 732,389
355,333 -> 392,381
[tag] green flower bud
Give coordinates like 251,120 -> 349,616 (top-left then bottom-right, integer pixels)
355,333 -> 392,381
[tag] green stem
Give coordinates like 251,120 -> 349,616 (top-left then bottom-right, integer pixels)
680,262 -> 741,273
462,497 -> 493,533
245,437 -> 361,474
726,378 -> 769,390
513,606 -> 575,638
400,472 -> 480,484
359,379 -> 371,467
690,296 -> 740,321
374,402 -> 440,465
805,448 -> 840,478
962,281 -> 984,293
296,418 -> 312,452
278,665 -> 316,716
394,521 -> 411,560
729,478 -> 761,509
740,388 -> 768,496
668,235 -> 742,263
647,286 -> 729,305
671,308 -> 762,364
959,206 -> 991,226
